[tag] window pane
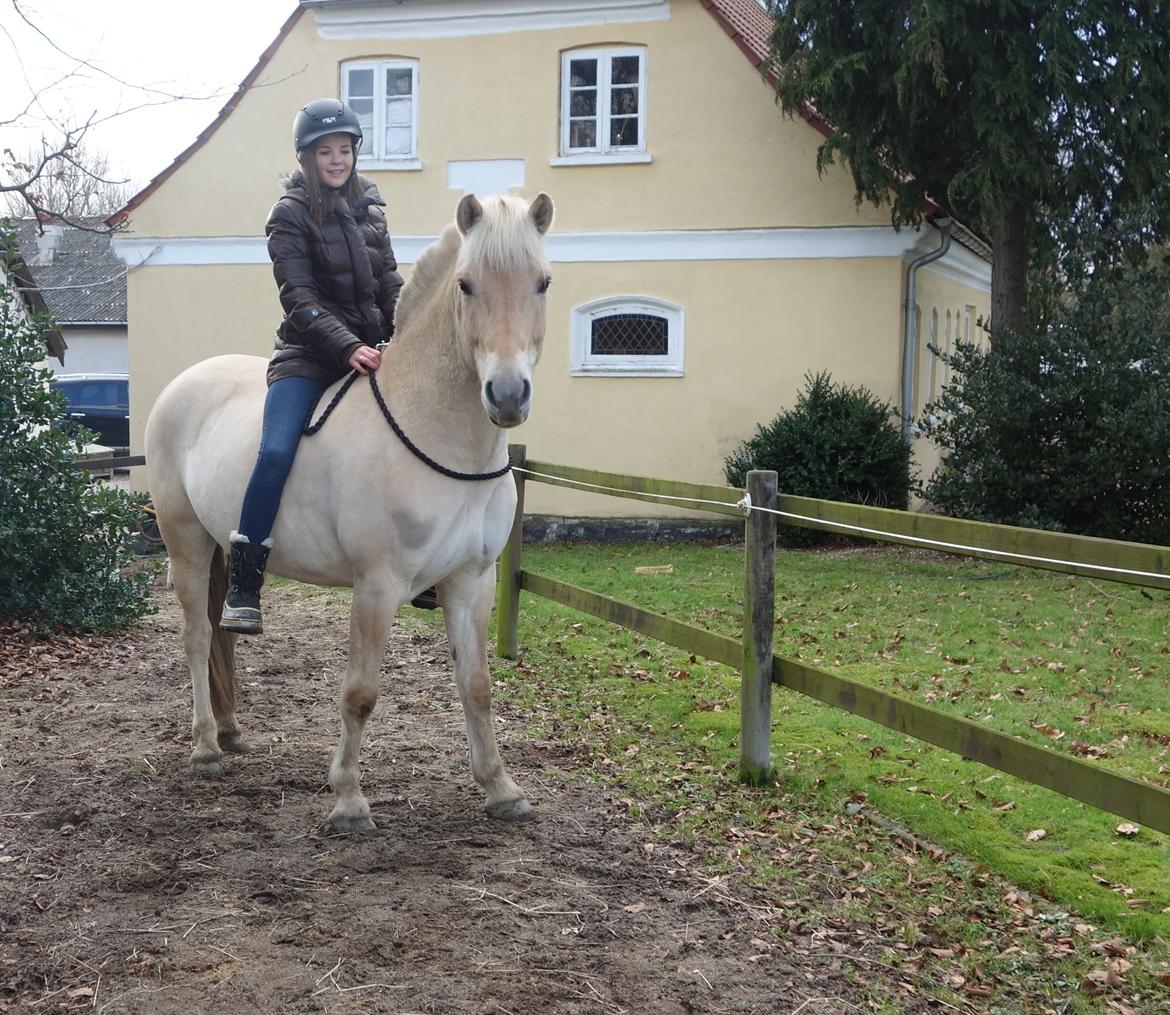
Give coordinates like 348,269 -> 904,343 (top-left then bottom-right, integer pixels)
386,67 -> 412,96
570,90 -> 597,116
611,86 -> 639,115
386,95 -> 412,127
347,67 -> 374,97
569,120 -> 597,148
384,126 -> 412,155
591,314 -> 668,356
611,55 -> 640,85
609,116 -> 638,146
570,58 -> 597,88
349,97 -> 373,117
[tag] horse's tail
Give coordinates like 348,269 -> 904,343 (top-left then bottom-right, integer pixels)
206,545 -> 236,720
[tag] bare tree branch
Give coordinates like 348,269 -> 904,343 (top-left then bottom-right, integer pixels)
10,0 -> 222,103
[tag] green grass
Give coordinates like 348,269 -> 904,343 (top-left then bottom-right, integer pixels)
288,539 -> 1170,1012
496,541 -> 1170,940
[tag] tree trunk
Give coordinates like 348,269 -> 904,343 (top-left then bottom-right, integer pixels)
991,197 -> 1029,335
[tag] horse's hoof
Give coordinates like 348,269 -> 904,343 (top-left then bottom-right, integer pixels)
218,731 -> 251,754
193,759 -> 224,778
326,814 -> 377,834
486,797 -> 533,821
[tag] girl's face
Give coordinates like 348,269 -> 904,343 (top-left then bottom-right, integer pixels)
314,133 -> 356,189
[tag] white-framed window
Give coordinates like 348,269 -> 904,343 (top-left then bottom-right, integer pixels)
555,46 -> 650,165
342,59 -> 420,169
571,296 -> 684,377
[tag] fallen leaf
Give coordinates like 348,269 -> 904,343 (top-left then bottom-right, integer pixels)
1026,828 -> 1048,842
1115,822 -> 1140,838
623,902 -> 647,913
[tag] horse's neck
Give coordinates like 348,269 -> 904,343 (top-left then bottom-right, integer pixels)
379,289 -> 504,468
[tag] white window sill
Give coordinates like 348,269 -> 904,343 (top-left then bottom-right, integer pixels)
571,366 -> 683,377
358,158 -> 423,172
550,153 -> 653,167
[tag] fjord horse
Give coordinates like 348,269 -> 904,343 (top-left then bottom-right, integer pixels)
144,192 -> 554,830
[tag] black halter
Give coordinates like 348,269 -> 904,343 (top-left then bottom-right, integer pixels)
303,370 -> 512,482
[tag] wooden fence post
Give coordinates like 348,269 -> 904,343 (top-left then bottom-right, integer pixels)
741,469 -> 777,785
496,444 -> 527,660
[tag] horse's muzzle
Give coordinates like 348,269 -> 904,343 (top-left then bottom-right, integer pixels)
483,374 -> 531,428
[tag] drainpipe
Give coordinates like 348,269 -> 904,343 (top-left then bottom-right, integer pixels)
902,217 -> 952,444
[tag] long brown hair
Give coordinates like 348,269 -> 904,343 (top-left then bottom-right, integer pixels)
297,142 -> 363,225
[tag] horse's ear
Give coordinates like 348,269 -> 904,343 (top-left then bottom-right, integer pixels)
456,194 -> 483,236
528,192 -> 554,236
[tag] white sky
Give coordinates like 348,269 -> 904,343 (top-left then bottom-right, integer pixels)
0,0 -> 298,192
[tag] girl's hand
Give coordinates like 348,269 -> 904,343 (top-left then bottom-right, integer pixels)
349,346 -> 382,374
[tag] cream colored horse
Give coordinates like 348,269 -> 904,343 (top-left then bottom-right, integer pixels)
145,192 -> 554,830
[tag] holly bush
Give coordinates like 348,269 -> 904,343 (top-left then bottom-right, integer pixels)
724,371 -> 911,544
919,261 -> 1170,544
0,231 -> 154,631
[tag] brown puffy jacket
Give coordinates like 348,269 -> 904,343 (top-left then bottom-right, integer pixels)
265,171 -> 404,386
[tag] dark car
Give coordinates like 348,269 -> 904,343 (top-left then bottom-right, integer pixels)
51,373 -> 130,450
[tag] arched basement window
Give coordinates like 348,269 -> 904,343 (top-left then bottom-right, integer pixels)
570,296 -> 685,376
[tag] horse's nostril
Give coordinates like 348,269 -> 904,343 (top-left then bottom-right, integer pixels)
484,380 -> 496,406
521,379 -> 531,402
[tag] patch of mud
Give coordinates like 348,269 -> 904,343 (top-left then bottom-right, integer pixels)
1,581 -> 909,1014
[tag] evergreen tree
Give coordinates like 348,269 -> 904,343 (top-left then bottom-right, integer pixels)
766,1 -> 1170,331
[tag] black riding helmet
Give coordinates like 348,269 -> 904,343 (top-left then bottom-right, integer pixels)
293,98 -> 363,152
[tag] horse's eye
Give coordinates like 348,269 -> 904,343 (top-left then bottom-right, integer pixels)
458,278 -> 472,296
537,275 -> 552,294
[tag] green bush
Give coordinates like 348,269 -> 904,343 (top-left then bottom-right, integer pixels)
919,261 -> 1170,544
0,236 -> 154,632
724,372 -> 911,542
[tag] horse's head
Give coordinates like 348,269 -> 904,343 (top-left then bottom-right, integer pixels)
454,192 -> 554,428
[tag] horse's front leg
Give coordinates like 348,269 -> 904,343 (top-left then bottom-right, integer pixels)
444,568 -> 531,820
327,577 -> 398,832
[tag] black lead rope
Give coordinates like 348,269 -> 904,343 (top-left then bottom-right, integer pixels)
302,370 -> 513,482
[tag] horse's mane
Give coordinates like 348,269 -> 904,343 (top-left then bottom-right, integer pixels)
393,224 -> 461,335
394,196 -> 548,336
460,195 -> 549,273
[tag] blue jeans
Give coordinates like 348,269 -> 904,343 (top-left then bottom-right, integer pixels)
237,375 -> 325,544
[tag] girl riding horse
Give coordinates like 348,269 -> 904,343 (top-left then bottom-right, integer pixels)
222,98 -> 425,634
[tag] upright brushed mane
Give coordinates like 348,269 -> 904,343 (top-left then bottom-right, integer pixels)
459,195 -> 549,274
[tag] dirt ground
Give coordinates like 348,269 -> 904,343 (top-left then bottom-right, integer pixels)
1,579 -> 940,1015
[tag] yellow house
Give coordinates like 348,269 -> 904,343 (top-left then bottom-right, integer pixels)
111,0 -> 991,523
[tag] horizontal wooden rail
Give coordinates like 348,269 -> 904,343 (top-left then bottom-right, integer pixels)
519,572 -> 741,667
773,657 -> 1170,835
71,454 -> 145,472
522,460 -> 746,518
521,459 -> 1170,590
517,569 -> 1170,834
777,495 -> 1170,591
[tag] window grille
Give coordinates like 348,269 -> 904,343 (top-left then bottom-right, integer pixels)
591,313 -> 668,356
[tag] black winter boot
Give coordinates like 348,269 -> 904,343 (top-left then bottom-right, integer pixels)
410,587 -> 440,610
220,532 -> 272,634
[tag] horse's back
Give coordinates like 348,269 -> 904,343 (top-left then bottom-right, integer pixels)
145,355 -> 270,539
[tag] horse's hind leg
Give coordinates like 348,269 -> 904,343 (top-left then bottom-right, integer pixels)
206,547 -> 249,754
163,518 -> 226,776
444,569 -> 530,820
327,576 -> 399,832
